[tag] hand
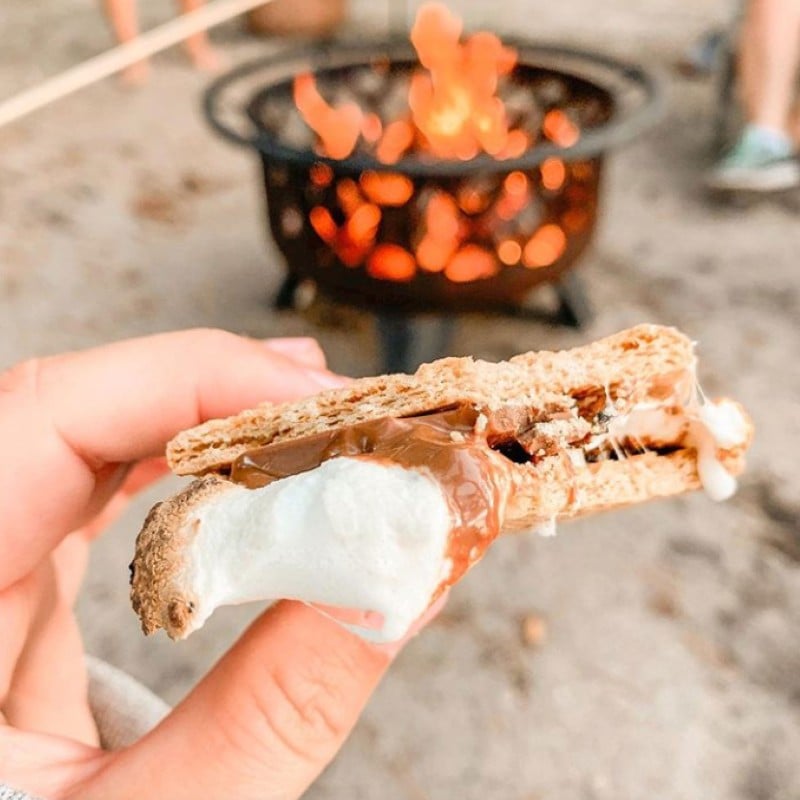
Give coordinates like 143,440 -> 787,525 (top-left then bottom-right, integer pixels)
0,329 -> 441,800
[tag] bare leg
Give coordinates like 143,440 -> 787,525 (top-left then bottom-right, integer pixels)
738,0 -> 800,133
175,0 -> 223,72
101,0 -> 149,84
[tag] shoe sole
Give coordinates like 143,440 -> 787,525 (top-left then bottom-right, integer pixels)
705,162 -> 800,192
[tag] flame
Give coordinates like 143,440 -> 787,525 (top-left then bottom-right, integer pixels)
309,206 -> 337,243
495,170 -> 530,220
292,3 -> 572,165
346,203 -> 381,247
522,223 -> 567,268
360,171 -> 414,206
445,244 -> 498,282
457,185 -> 490,214
376,120 -> 415,164
294,73 -> 363,159
542,110 -> 579,148
497,239 -> 521,265
368,244 -> 417,281
361,113 -> 384,143
540,157 -> 566,191
416,191 -> 462,271
408,3 -> 518,160
336,179 -> 364,216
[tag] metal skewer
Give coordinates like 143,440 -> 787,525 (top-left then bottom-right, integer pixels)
0,0 -> 279,130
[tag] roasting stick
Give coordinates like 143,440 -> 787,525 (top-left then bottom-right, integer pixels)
0,0 -> 277,130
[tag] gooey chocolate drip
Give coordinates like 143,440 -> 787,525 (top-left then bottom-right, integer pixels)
229,406 -> 506,587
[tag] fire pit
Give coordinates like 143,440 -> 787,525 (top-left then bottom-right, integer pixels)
205,10 -> 662,366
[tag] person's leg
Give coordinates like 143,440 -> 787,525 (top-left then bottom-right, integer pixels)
707,0 -> 800,190
175,0 -> 222,71
101,0 -> 149,84
739,0 -> 800,133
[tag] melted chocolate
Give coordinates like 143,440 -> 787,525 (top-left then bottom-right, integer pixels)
229,406 -> 506,588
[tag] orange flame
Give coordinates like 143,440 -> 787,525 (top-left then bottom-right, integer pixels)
494,170 -> 530,220
336,179 -> 364,216
309,206 -> 337,243
368,244 -> 417,281
445,244 -> 498,282
361,113 -> 384,144
497,239 -> 522,265
376,120 -> 415,164
522,223 -> 567,268
346,203 -> 381,247
540,157 -> 566,191
416,191 -> 462,271
542,110 -> 579,148
360,171 -> 414,206
408,3 -> 518,159
294,73 -> 363,160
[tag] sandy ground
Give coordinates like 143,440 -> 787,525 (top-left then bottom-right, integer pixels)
2,1 -> 800,798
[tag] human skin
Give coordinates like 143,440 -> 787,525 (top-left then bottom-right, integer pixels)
738,0 -> 800,133
0,329 -> 442,800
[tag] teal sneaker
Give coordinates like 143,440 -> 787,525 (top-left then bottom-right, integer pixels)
706,128 -> 800,192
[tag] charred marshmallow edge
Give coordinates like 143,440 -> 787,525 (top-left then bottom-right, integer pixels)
180,457 -> 452,643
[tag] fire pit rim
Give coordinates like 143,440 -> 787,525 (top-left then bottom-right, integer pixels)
204,38 -> 665,178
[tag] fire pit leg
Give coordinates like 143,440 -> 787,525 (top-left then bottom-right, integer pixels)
553,272 -> 594,328
375,314 -> 456,373
273,274 -> 302,310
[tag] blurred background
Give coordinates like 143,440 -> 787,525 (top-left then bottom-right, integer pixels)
1,1 -> 799,797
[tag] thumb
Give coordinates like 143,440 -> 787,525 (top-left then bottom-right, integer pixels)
83,598 -> 444,800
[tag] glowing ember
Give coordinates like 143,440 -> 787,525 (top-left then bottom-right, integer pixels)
361,113 -> 384,143
542,110 -> 579,148
309,206 -> 337,243
281,4 -> 602,290
360,171 -> 414,206
522,223 -> 567,268
540,157 -> 566,191
445,244 -> 498,282
368,244 -> 416,281
294,73 -> 363,159
495,170 -> 530,220
497,239 -> 522,265
310,162 -> 334,187
346,203 -> 381,246
416,191 -> 462,272
457,185 -> 490,214
336,179 -> 364,216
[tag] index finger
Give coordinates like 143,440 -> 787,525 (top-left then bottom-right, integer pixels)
0,329 -> 344,588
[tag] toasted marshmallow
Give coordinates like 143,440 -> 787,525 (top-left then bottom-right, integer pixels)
180,457 -> 451,642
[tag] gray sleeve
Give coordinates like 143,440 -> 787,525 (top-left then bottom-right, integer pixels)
0,786 -> 42,800
0,657 -> 171,800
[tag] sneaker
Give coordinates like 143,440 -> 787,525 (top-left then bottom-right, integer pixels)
706,128 -> 800,192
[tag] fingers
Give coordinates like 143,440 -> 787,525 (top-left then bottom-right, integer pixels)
263,338 -> 328,371
0,329 -> 345,589
86,599 -> 445,800
77,458 -> 171,542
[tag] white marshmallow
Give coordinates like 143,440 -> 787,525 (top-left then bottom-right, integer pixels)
182,457 -> 452,642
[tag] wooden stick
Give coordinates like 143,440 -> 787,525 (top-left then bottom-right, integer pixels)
0,0 -> 277,130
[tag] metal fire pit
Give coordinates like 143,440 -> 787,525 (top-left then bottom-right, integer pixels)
205,39 -> 663,367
